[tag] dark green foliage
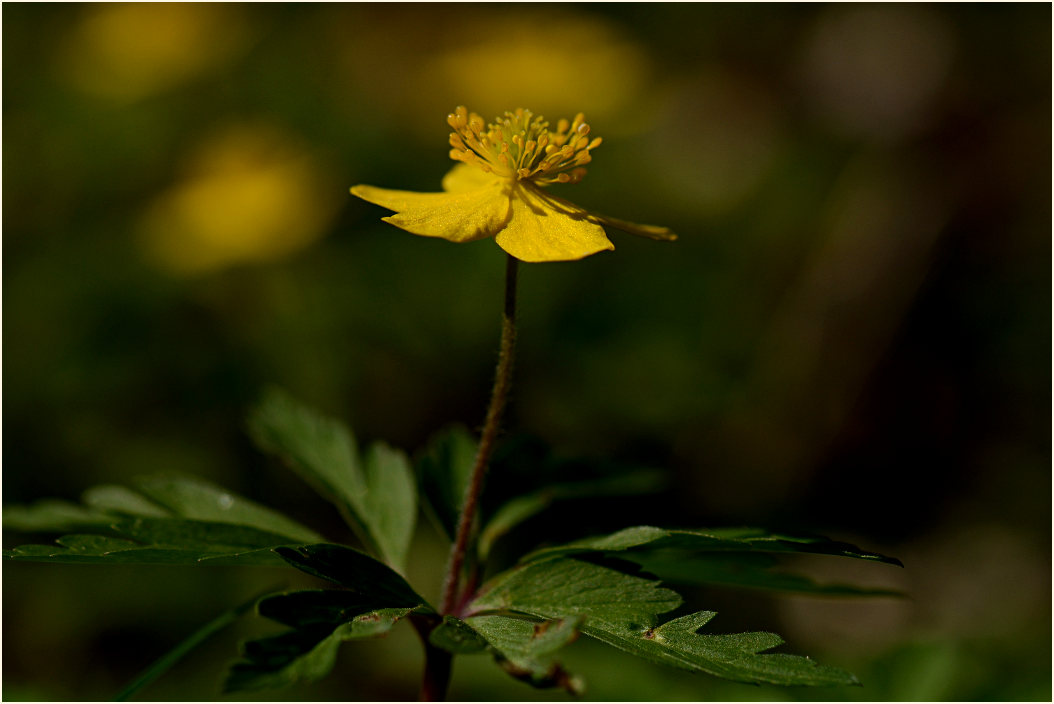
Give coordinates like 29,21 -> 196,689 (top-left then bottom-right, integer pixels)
4,394 -> 899,697
478,469 -> 667,561
226,607 -> 418,692
416,426 -> 477,541
524,525 -> 902,566
247,387 -> 417,571
465,615 -> 585,693
470,557 -> 858,687
3,475 -> 323,566
224,546 -> 434,692
633,552 -> 902,596
273,544 -> 429,610
429,616 -> 490,654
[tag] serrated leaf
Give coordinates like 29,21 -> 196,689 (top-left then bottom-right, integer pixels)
5,516 -> 334,567
478,470 -> 667,561
247,388 -> 417,571
273,544 -> 430,611
132,476 -> 323,543
429,616 -> 489,654
471,557 -> 682,628
466,614 -> 585,693
225,609 -> 412,692
416,425 -> 477,540
525,526 -> 902,567
636,552 -> 903,597
470,557 -> 857,687
257,590 -> 392,628
5,475 -> 328,567
628,612 -> 857,686
226,588 -> 420,692
4,523 -> 316,566
3,539 -> 288,566
114,517 -> 303,550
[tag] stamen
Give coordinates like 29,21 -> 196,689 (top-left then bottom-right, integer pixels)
444,106 -> 600,184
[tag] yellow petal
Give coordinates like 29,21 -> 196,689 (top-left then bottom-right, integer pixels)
351,183 -> 510,242
539,190 -> 677,241
441,163 -> 502,193
495,184 -> 614,262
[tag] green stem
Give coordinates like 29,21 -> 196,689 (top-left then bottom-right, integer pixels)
440,254 -> 519,616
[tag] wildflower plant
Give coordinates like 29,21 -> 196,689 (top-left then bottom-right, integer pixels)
4,107 -> 901,701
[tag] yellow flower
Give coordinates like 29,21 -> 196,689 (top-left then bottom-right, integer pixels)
351,107 -> 676,263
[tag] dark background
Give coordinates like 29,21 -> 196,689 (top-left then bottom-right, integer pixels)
3,3 -> 1050,700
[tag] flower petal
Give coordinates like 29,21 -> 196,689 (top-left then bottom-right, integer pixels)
537,190 -> 677,241
441,163 -> 502,193
351,183 -> 510,243
495,184 -> 614,263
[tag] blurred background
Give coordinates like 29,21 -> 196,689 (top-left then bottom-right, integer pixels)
3,3 -> 1049,701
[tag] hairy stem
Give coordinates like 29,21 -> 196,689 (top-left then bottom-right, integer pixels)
417,255 -> 519,701
440,254 -> 519,616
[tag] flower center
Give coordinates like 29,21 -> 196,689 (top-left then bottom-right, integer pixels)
447,106 -> 602,185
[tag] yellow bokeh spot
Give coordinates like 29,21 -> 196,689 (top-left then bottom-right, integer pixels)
140,126 -> 340,275
57,3 -> 250,101
338,7 -> 654,137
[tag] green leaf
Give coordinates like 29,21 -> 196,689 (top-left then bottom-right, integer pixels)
83,485 -> 170,517
247,388 -> 417,571
429,615 -> 489,654
4,475 -> 327,566
635,552 -> 903,597
114,517 -> 304,550
416,425 -> 477,540
525,526 -> 902,567
470,557 -> 858,687
257,589 -> 394,628
225,609 -> 413,692
3,499 -> 115,532
466,614 -> 585,693
359,441 -> 417,572
3,519 -> 331,566
226,587 -> 421,692
273,544 -> 430,611
471,557 -> 682,628
131,475 -> 323,543
478,470 -> 667,561
633,612 -> 858,686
